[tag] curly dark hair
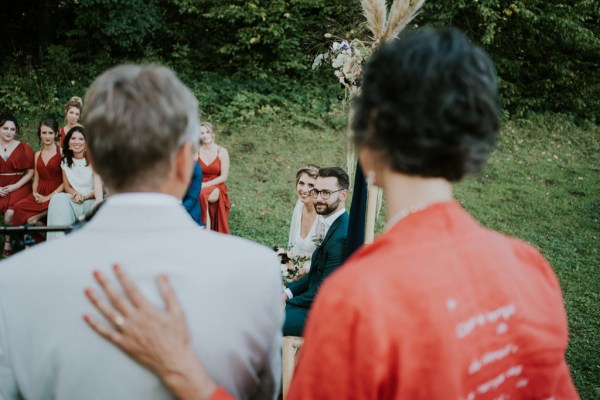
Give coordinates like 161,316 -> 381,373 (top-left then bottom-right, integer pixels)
62,126 -> 89,168
352,27 -> 500,182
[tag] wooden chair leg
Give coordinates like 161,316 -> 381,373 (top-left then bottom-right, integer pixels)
282,336 -> 304,400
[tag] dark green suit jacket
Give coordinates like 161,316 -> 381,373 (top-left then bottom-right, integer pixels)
286,211 -> 349,308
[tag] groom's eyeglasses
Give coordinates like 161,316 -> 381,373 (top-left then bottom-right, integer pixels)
309,189 -> 342,200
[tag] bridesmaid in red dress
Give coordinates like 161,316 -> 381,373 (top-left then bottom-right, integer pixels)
12,118 -> 64,240
197,122 -> 230,233
59,96 -> 82,147
0,113 -> 35,255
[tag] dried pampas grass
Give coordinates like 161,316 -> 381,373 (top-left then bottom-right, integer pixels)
361,0 -> 387,40
382,0 -> 425,43
358,0 -> 427,244
361,0 -> 425,44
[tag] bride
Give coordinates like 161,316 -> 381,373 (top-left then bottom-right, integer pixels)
281,164 -> 320,280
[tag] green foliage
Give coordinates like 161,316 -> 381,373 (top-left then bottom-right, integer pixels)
419,0 -> 600,121
178,71 -> 345,130
0,59 -> 62,133
165,0 -> 361,76
74,0 -> 165,56
1,0 -> 597,120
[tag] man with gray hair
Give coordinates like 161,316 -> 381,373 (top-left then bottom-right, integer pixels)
0,65 -> 283,399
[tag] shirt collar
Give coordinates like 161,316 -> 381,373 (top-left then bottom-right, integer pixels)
106,192 -> 181,206
319,207 -> 346,228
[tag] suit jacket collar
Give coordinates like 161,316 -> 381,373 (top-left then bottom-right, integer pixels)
319,211 -> 349,249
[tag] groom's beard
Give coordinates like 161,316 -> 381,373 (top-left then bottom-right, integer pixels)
315,198 -> 340,216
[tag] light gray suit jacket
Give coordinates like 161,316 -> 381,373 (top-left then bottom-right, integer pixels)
0,194 -> 283,400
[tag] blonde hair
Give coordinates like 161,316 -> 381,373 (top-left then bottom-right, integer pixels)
64,96 -> 83,114
201,122 -> 215,138
295,164 -> 320,184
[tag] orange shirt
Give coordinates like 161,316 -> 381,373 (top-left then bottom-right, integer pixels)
288,201 -> 578,399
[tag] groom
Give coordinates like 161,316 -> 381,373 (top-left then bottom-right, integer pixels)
283,166 -> 349,336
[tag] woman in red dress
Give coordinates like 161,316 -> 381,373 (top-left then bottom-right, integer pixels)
59,96 -> 82,147
12,118 -> 64,240
197,122 -> 230,233
0,113 -> 35,255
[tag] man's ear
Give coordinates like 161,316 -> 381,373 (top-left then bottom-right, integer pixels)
340,189 -> 349,202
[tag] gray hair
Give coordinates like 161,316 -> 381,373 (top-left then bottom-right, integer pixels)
83,64 -> 200,192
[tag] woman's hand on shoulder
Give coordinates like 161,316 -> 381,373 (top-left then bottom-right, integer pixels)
84,264 -> 192,377
83,264 -> 219,400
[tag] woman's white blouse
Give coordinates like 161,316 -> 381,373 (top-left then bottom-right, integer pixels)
62,158 -> 94,194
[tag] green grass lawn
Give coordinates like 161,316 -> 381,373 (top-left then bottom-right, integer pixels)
9,112 -> 600,398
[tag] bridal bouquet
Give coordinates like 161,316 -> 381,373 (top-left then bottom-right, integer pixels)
273,246 -> 311,285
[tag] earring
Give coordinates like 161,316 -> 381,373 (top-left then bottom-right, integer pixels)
366,170 -> 376,187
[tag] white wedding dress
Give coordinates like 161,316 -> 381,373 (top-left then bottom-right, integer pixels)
287,199 -> 320,272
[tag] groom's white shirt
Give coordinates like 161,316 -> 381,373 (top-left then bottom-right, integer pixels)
0,193 -> 283,400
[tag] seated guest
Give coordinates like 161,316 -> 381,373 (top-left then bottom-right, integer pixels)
197,122 -> 230,233
280,164 -> 320,281
12,118 -> 64,242
47,126 -> 103,240
0,113 -> 34,256
78,28 -> 578,400
182,161 -> 205,226
282,166 -> 349,336
59,96 -> 83,147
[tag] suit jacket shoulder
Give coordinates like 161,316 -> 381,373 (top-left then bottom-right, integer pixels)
0,199 -> 283,400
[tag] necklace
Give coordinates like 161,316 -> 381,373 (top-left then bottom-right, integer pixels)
0,141 -> 14,152
383,203 -> 430,232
